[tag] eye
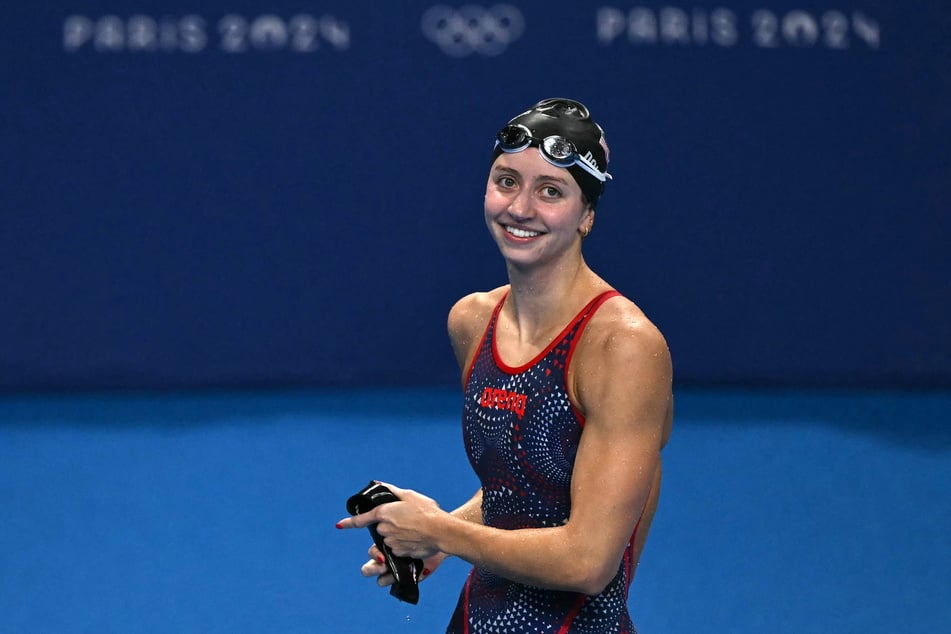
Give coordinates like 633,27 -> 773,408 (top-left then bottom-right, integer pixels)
497,175 -> 517,189
540,185 -> 562,199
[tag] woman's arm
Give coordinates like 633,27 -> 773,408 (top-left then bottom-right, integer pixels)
350,292 -> 498,586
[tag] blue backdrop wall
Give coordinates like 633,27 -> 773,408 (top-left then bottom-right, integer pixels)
2,2 -> 948,391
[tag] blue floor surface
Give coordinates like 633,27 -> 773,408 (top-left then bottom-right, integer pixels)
1,388 -> 948,633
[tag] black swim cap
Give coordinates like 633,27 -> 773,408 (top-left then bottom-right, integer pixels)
492,98 -> 611,208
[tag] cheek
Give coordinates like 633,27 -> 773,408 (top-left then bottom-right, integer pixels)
484,188 -> 507,216
484,200 -> 501,231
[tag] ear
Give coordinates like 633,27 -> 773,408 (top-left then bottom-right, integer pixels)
579,208 -> 595,238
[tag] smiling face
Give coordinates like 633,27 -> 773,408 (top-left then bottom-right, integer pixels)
485,148 -> 594,270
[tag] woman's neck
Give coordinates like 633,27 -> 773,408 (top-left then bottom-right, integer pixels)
502,256 -> 602,343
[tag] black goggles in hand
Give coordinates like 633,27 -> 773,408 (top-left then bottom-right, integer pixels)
494,124 -> 610,183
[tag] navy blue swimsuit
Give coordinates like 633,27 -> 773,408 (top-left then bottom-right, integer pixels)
447,290 -> 641,634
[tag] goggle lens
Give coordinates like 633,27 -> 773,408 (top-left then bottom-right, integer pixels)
540,136 -> 576,165
496,124 -> 532,151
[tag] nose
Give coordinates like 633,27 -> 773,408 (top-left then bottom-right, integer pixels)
507,188 -> 534,220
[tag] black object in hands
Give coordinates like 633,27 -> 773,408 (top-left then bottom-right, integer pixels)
346,481 -> 424,604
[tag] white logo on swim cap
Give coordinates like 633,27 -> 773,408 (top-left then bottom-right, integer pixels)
421,5 -> 525,57
581,150 -> 600,173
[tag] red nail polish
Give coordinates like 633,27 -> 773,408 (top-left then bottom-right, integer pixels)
335,522 -> 343,529
377,555 -> 385,564
422,568 -> 431,576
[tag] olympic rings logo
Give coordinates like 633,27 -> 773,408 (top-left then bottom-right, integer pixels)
421,5 -> 525,57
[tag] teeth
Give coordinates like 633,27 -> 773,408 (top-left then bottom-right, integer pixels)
506,226 -> 540,238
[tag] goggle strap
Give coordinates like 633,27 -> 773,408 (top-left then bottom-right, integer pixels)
571,156 -> 612,182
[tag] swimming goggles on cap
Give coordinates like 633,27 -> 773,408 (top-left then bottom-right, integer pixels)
495,124 -> 611,182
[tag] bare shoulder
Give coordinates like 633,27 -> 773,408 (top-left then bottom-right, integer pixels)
572,294 -> 673,436
448,286 -> 508,337
447,286 -> 509,369
581,294 -> 669,360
